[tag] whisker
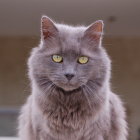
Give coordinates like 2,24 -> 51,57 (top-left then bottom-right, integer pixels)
41,83 -> 56,97
39,81 -> 52,86
81,87 -> 92,110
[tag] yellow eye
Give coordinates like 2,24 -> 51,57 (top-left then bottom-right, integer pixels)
52,55 -> 63,63
78,56 -> 89,64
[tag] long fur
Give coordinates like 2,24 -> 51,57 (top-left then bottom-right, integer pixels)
18,16 -> 128,140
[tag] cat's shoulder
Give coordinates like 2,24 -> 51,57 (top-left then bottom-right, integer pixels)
109,92 -> 126,116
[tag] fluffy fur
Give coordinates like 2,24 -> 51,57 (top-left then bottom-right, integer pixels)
18,16 -> 128,140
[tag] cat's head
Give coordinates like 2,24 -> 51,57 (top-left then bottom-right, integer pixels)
28,16 -> 111,93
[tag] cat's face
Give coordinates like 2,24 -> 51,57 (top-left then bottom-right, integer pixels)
29,16 -> 110,93
43,51 -> 91,91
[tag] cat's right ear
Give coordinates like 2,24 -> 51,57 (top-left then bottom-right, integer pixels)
41,16 -> 58,40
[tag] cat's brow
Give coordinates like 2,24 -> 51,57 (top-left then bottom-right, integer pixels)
63,49 -> 79,56
81,48 -> 98,58
43,48 -> 61,56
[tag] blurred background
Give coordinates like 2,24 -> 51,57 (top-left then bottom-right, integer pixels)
0,0 -> 140,139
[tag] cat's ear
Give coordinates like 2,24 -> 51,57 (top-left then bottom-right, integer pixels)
84,20 -> 104,46
41,16 -> 58,40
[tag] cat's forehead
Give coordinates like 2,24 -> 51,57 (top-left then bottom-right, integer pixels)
57,24 -> 85,41
56,24 -> 86,53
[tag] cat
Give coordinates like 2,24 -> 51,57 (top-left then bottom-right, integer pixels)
18,16 -> 128,140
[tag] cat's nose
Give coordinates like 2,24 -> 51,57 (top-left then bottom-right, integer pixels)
65,74 -> 74,81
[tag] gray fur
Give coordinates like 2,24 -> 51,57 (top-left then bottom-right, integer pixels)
18,16 -> 128,140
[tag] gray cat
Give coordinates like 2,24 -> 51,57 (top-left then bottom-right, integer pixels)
18,16 -> 128,140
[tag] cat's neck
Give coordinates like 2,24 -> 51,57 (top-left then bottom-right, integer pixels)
33,83 -> 109,131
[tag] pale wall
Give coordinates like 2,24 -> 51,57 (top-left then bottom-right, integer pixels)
0,37 -> 140,139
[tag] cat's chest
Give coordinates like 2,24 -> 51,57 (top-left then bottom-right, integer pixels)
36,98 -> 91,139
37,92 -> 92,128
39,122 -> 104,140
45,100 -> 92,130
35,102 -> 108,140
36,91 -> 106,139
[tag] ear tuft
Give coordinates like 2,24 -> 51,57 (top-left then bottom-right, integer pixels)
41,16 -> 58,40
91,20 -> 104,33
84,20 -> 104,44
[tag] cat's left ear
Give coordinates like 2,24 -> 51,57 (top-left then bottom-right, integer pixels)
84,20 -> 104,46
41,16 -> 58,40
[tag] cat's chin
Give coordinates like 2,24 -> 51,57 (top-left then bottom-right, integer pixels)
53,82 -> 81,93
52,81 -> 79,92
62,87 -> 79,92
56,85 -> 78,92
56,86 -> 81,94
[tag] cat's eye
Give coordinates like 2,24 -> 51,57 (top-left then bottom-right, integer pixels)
52,55 -> 63,63
78,56 -> 89,64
